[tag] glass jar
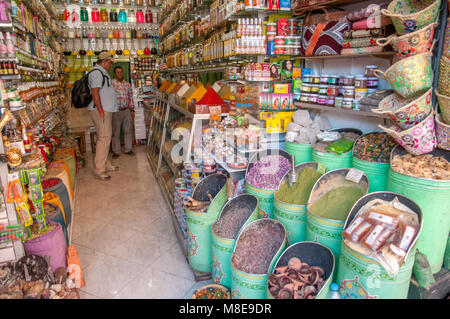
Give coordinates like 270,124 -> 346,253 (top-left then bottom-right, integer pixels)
136,10 -> 145,23
355,77 -> 367,89
367,77 -> 378,89
320,75 -> 329,85
98,0 -> 106,3
311,75 -> 320,84
300,93 -> 309,103
123,0 -> 131,5
100,8 -> 108,22
303,75 -> 311,83
308,94 -> 318,104
110,9 -> 118,22
125,28 -> 131,39
335,96 -> 343,108
325,96 -> 335,106
91,8 -> 100,22
131,28 -> 137,38
119,9 -> 127,23
342,98 -> 353,109
95,28 -> 102,38
113,28 -> 120,39
101,28 -> 108,39
327,85 -> 339,97
80,7 -> 89,22
145,10 -> 153,23
343,76 -> 355,86
365,65 -> 378,77
108,28 -> 114,39
328,76 -> 338,85
136,28 -> 143,39
82,27 -> 89,38
301,83 -> 311,93
136,0 -> 144,5
318,94 -> 327,105
128,10 -> 136,23
318,85 -> 328,95
111,0 -> 120,4
119,29 -> 125,38
343,86 -> 355,98
338,76 -> 345,86
310,85 -> 319,94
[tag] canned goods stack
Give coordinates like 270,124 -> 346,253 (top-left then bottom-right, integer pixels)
266,18 -> 303,56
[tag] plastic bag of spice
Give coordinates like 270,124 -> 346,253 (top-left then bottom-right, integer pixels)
325,138 -> 354,155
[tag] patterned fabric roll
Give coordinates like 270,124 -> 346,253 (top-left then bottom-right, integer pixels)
343,25 -> 394,39
341,46 -> 384,55
343,37 -> 379,49
352,15 -> 393,30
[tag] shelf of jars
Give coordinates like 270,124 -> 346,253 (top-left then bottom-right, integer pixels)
293,101 -> 390,120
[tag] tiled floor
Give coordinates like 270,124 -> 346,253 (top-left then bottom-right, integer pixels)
73,146 -> 211,299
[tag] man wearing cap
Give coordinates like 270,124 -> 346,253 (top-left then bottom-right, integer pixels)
88,52 -> 118,181
111,66 -> 135,158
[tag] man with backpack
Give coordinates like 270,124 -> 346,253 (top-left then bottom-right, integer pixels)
86,52 -> 119,181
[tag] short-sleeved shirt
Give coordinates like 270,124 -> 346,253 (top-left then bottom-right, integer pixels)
87,65 -> 118,112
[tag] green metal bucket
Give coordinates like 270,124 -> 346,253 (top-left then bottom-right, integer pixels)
245,149 -> 292,218
305,168 -> 369,260
386,146 -> 450,274
230,219 -> 287,299
352,157 -> 390,193
337,192 -> 422,299
267,241 -> 335,299
274,162 -> 326,244
285,142 -> 313,165
312,128 -> 362,171
211,194 -> 259,290
186,174 -> 228,273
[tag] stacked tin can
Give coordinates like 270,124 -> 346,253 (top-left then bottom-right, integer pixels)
267,18 -> 303,56
174,177 -> 189,234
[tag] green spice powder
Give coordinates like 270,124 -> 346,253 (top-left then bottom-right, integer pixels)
276,168 -> 323,205
309,186 -> 364,221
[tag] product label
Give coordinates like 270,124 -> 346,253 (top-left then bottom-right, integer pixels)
364,224 -> 384,247
368,212 -> 395,227
343,216 -> 364,237
316,163 -> 326,175
398,225 -> 416,251
345,168 -> 364,183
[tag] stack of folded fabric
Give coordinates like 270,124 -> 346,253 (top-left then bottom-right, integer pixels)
342,4 -> 395,55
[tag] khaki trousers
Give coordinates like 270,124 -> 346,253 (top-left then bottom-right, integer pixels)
89,110 -> 114,175
112,108 -> 133,154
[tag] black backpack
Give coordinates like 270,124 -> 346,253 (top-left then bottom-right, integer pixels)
71,69 -> 110,109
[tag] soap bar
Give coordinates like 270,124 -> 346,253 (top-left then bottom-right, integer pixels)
389,244 -> 407,259
398,225 -> 417,252
371,228 -> 393,251
363,224 -> 384,250
367,210 -> 399,229
351,221 -> 373,243
343,217 -> 368,241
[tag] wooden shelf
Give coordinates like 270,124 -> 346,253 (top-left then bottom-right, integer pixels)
294,101 -> 389,119
293,0 -> 364,15
300,52 -> 396,61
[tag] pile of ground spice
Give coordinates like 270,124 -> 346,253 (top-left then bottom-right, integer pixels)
309,186 -> 365,221
213,207 -> 254,239
276,168 -> 323,205
232,221 -> 284,274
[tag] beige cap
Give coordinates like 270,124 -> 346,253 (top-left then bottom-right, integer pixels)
98,51 -> 115,63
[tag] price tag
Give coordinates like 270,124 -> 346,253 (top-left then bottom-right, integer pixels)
345,168 -> 364,183
317,163 -> 326,175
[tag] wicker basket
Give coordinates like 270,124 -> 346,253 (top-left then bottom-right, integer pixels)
435,113 -> 450,150
439,56 -> 450,97
436,89 -> 450,125
372,88 -> 433,129
381,0 -> 441,35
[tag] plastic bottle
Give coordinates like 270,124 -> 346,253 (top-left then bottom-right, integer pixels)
328,283 -> 341,299
91,8 -> 100,22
